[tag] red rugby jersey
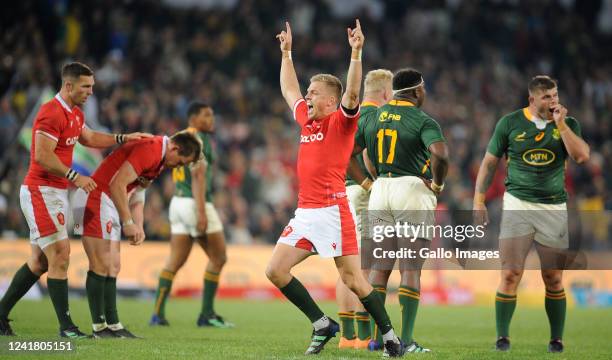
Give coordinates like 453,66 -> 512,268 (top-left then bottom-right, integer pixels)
24,94 -> 85,188
293,99 -> 359,208
92,136 -> 167,194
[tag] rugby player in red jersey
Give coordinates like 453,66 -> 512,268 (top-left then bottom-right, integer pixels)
265,21 -> 405,357
72,131 -> 202,338
0,62 -> 150,338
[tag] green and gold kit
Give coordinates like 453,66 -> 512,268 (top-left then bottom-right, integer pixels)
487,107 -> 582,204
172,128 -> 214,200
357,100 -> 445,179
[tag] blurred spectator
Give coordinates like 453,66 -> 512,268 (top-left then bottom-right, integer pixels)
1,0 -> 611,245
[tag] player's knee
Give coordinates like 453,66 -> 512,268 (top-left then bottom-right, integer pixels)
501,270 -> 522,286
340,271 -> 360,293
400,269 -> 421,287
211,253 -> 227,269
265,265 -> 277,283
53,256 -> 70,273
88,253 -> 111,276
265,264 -> 286,286
110,259 -> 121,277
542,272 -> 562,289
165,258 -> 184,273
27,257 -> 47,275
50,247 -> 70,270
368,269 -> 391,285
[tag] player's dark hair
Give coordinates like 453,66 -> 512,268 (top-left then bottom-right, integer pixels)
392,68 -> 423,97
170,131 -> 203,161
187,101 -> 211,118
61,62 -> 94,79
528,75 -> 557,94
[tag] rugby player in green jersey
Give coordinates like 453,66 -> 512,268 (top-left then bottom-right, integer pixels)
150,102 -> 232,328
473,76 -> 590,353
359,68 -> 449,353
337,69 -> 393,350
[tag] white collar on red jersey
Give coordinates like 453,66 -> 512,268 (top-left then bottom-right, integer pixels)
55,93 -> 73,113
162,136 -> 169,159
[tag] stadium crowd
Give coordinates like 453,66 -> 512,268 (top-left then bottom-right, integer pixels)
1,0 -> 611,245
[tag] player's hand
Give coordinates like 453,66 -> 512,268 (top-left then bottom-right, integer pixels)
132,224 -> 146,245
196,214 -> 208,234
473,202 -> 489,227
347,19 -> 364,50
73,175 -> 97,193
420,178 -> 442,196
123,223 -> 145,245
276,22 -> 292,52
124,132 -> 154,142
551,104 -> 568,126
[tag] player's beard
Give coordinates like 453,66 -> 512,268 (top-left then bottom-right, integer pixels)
538,104 -> 553,120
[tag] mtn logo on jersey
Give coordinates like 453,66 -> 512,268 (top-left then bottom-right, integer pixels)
300,132 -> 324,143
522,148 -> 555,166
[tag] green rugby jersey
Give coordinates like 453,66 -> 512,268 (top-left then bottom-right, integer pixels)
346,101 -> 378,186
487,107 -> 582,204
172,127 -> 214,200
358,99 -> 445,179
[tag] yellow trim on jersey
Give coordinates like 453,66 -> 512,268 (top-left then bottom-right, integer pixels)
523,107 -> 553,125
388,100 -> 415,107
361,101 -> 380,108
523,107 -> 533,121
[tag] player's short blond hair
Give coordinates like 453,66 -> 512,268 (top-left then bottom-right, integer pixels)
310,74 -> 343,105
364,69 -> 393,94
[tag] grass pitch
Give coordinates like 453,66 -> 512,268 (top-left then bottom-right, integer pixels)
1,298 -> 611,359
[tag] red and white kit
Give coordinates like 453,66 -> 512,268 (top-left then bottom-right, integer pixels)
20,94 -> 85,248
73,136 -> 167,240
277,99 -> 360,257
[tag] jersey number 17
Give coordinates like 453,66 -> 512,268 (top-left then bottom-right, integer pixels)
377,129 -> 397,164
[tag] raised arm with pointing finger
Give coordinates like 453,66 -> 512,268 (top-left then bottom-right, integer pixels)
277,22 -> 302,108
342,19 -> 364,110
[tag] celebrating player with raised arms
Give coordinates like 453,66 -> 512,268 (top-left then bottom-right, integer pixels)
265,20 -> 406,357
